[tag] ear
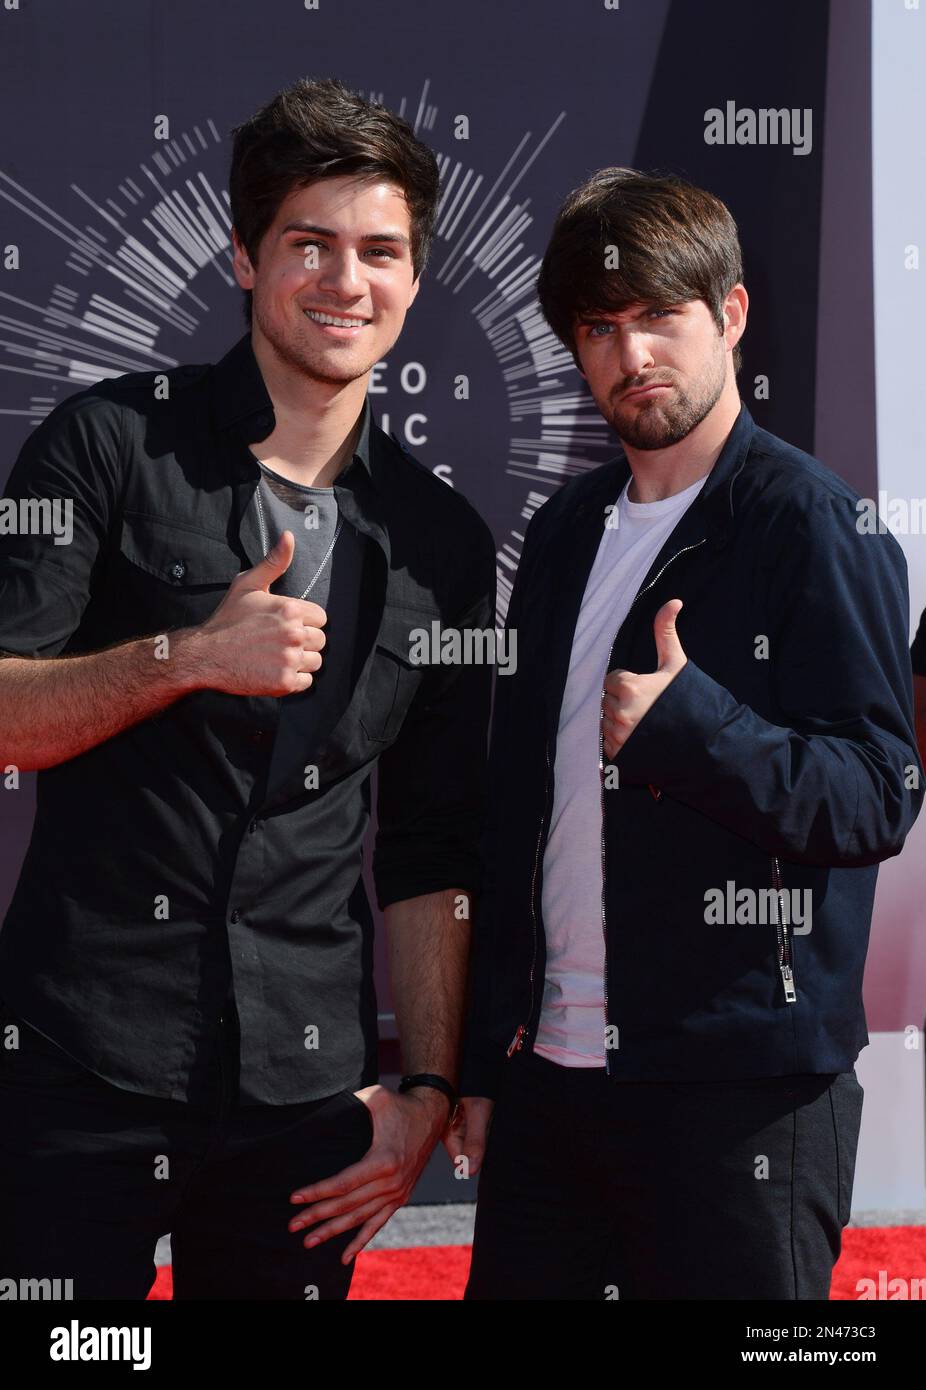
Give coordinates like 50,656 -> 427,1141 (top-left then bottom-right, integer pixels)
231,227 -> 255,291
723,284 -> 748,353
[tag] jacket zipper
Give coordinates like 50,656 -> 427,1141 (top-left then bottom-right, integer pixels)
771,856 -> 796,1003
508,740 -> 552,1057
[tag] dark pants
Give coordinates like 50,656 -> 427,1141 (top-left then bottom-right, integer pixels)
466,1048 -> 864,1300
0,999 -> 373,1300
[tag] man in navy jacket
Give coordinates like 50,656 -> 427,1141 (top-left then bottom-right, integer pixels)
454,169 -> 923,1300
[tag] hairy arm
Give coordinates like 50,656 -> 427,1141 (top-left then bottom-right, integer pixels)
0,532 -> 325,772
385,887 -> 471,1101
0,630 -> 204,772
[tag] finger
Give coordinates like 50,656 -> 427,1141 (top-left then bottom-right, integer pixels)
441,1121 -> 470,1165
303,1197 -> 396,1252
290,1153 -> 390,1205
462,1142 -> 486,1177
342,1207 -> 400,1265
653,598 -> 685,671
289,1179 -> 391,1232
294,599 -> 327,629
237,530 -> 295,591
602,723 -> 621,759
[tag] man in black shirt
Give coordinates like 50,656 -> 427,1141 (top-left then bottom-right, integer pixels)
0,78 -> 495,1300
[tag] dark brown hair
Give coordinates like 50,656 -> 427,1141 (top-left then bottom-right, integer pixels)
536,168 -> 744,372
229,77 -> 441,324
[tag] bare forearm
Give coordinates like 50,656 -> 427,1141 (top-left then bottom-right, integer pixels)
385,887 -> 472,1085
0,627 -> 207,771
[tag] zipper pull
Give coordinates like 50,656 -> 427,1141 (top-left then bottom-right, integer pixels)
507,1024 -> 527,1057
780,965 -> 796,1004
648,784 -> 662,802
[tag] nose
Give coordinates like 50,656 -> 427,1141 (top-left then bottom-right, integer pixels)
316,249 -> 364,299
617,327 -> 656,381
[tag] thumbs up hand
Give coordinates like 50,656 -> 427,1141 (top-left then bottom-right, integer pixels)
186,530 -> 328,697
602,600 -> 687,759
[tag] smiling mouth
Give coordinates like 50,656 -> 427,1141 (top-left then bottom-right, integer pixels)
303,309 -> 370,329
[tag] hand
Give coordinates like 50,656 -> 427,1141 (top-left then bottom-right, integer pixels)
602,599 -> 687,759
187,530 -> 327,696
444,1095 -> 494,1178
288,1084 -> 450,1264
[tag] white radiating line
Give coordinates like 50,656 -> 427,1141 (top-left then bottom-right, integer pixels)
435,161 -> 463,225
87,294 -> 158,333
435,132 -> 533,278
438,113 -> 566,286
78,313 -> 156,353
439,175 -> 484,246
196,170 -> 232,231
413,78 -> 431,134
444,196 -> 512,288
71,182 -> 207,312
437,168 -> 477,239
0,313 -> 174,370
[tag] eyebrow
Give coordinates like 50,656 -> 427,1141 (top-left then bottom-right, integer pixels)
575,303 -> 681,325
281,221 -> 410,247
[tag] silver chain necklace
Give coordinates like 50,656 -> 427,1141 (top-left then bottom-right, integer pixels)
253,481 -> 343,601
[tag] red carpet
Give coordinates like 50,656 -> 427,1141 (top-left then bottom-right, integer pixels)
145,1226 -> 926,1300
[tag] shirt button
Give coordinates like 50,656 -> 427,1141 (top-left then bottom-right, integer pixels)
250,728 -> 267,745
171,561 -> 186,581
230,908 -> 241,924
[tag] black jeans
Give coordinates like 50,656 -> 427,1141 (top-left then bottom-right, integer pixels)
466,1048 -> 864,1300
0,998 -> 373,1300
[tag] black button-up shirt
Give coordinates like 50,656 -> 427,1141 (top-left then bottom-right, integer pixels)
0,332 -> 496,1104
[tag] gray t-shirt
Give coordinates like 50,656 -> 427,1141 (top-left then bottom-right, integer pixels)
250,457 -> 367,797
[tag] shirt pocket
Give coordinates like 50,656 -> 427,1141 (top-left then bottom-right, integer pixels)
115,510 -> 243,630
358,611 -> 429,744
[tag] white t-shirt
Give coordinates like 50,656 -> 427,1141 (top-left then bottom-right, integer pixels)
534,470 -> 710,1066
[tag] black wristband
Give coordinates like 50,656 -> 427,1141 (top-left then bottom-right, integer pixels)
398,1072 -> 457,1120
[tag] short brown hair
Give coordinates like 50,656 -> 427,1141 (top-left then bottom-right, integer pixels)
229,77 -> 441,325
536,168 -> 744,372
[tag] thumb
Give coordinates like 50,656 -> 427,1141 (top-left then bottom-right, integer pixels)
238,529 -> 295,591
653,598 -> 686,671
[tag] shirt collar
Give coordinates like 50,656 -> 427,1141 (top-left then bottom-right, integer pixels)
212,330 -> 375,484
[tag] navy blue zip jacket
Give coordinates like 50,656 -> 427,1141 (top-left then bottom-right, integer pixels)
461,403 -> 923,1099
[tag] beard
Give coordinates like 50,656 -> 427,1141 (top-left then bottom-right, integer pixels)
604,347 -> 726,451
253,297 -> 380,387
